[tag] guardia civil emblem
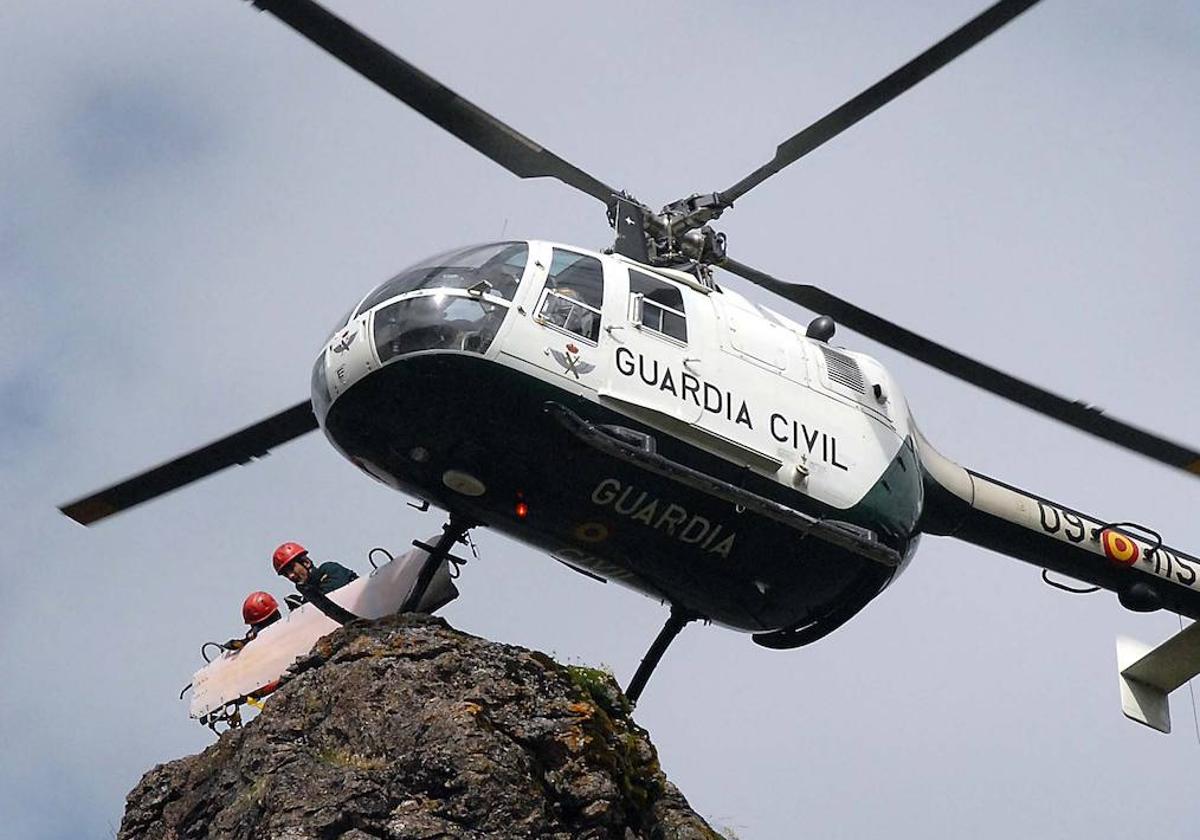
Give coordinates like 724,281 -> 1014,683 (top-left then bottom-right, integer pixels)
549,342 -> 595,379
332,328 -> 358,354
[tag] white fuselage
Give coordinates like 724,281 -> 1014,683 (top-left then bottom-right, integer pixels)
316,240 -> 916,514
310,240 -> 922,632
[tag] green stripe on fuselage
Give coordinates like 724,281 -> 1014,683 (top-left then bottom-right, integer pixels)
851,436 -> 924,541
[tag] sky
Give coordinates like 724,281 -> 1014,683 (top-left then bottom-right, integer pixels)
3,1 -> 1199,837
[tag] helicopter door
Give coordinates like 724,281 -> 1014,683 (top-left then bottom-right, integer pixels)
522,247 -> 610,390
601,267 -> 702,425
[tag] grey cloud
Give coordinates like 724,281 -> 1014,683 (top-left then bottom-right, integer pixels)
58,79 -> 216,186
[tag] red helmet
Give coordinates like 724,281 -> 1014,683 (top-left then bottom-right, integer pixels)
272,541 -> 308,574
242,591 -> 280,626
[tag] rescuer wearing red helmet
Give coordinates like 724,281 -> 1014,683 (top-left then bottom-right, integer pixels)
272,541 -> 358,600
242,591 -> 282,634
221,591 -> 283,652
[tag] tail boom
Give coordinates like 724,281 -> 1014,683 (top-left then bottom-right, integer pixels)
916,429 -> 1200,620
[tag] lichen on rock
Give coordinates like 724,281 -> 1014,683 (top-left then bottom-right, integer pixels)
119,614 -> 720,839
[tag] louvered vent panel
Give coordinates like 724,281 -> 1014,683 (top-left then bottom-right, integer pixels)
818,345 -> 866,393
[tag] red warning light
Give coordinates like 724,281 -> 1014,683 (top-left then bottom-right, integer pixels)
515,501 -> 529,519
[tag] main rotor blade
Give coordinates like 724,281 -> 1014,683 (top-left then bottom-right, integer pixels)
721,257 -> 1200,479
60,400 -> 318,526
719,0 -> 1040,207
248,0 -> 620,205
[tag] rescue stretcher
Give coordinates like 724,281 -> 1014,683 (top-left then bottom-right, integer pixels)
188,538 -> 458,728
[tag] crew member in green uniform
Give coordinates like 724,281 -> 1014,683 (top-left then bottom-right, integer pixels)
272,541 -> 358,599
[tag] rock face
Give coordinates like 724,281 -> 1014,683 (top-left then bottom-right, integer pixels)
120,614 -> 720,839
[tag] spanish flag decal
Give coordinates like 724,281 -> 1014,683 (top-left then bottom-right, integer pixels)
1101,529 -> 1140,566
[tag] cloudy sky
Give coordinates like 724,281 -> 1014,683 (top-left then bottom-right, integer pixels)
3,1 -> 1199,837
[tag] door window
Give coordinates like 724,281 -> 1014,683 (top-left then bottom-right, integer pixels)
536,249 -> 605,343
629,270 -> 687,343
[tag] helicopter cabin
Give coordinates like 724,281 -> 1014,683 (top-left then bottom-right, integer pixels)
313,240 -> 924,632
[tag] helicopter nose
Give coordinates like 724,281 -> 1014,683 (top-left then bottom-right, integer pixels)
311,350 -> 332,420
313,314 -> 374,419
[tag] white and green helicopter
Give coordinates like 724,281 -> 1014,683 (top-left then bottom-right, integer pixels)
61,0 -> 1200,732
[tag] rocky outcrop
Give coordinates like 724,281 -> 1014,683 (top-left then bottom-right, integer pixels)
119,614 -> 720,839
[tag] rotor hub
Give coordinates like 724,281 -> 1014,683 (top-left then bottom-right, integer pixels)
608,191 -> 729,275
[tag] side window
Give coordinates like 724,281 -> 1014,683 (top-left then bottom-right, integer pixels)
629,270 -> 687,343
537,249 -> 605,343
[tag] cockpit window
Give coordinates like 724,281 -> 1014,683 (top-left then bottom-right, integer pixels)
324,309 -> 354,344
374,294 -> 506,363
355,242 -> 528,316
536,249 -> 604,343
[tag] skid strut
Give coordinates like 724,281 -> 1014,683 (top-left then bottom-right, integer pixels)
400,515 -> 474,614
626,605 -> 698,704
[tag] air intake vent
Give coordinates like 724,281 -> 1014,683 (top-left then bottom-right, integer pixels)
818,345 -> 866,394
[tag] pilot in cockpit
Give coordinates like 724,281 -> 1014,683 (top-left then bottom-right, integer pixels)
539,287 -> 599,342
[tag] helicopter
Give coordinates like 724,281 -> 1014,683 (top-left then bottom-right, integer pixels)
59,0 -> 1200,729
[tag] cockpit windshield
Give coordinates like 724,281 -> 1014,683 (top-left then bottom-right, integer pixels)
354,242 -> 528,317
374,294 -> 507,364
324,308 -> 354,343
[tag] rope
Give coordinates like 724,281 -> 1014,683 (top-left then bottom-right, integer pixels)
1180,614 -> 1200,747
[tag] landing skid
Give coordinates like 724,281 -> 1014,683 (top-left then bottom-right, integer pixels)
750,580 -> 880,649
